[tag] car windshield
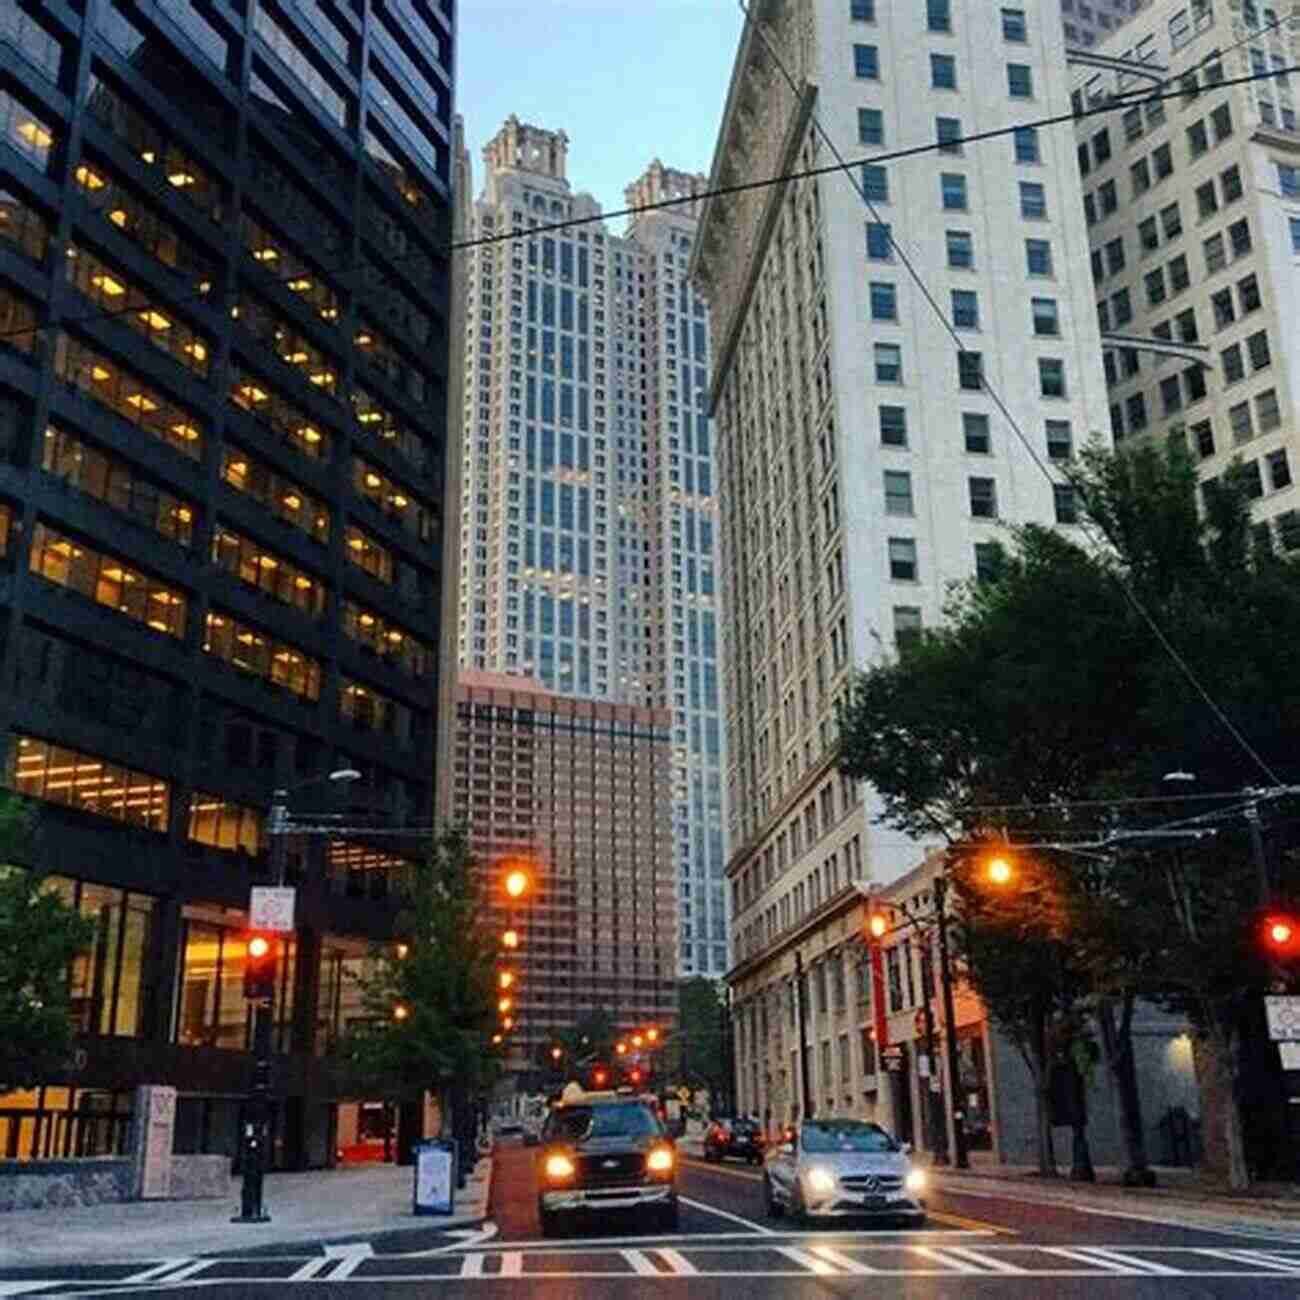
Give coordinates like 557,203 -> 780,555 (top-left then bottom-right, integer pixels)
549,1103 -> 662,1142
801,1121 -> 897,1154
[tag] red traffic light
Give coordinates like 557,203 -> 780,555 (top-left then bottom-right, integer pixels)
1264,914 -> 1299,952
244,932 -> 277,1001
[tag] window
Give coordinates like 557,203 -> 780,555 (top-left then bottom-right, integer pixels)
10,736 -> 169,832
1019,181 -> 1046,218
1280,163 -> 1300,197
1131,158 -> 1151,196
858,108 -> 885,145
1078,141 -> 1092,178
1211,102 -> 1233,141
958,351 -> 983,391
932,53 -> 957,89
1161,374 -> 1183,416
1191,418 -> 1215,458
0,186 -> 50,263
1099,180 -> 1118,215
1123,106 -> 1144,142
1196,180 -> 1218,219
947,230 -> 974,268
1221,342 -> 1245,384
1093,129 -> 1112,164
964,412 -> 991,454
1,87 -> 58,172
1153,143 -> 1173,179
1008,64 -> 1033,97
1105,237 -> 1126,274
1053,483 -> 1078,524
1187,120 -> 1209,158
879,405 -> 907,447
1175,306 -> 1199,342
1032,297 -> 1060,336
1184,363 -> 1208,403
941,172 -> 967,210
1014,127 -> 1040,163
1247,329 -> 1271,371
1097,299 -> 1111,332
1204,232 -> 1226,274
936,116 -> 963,154
1168,254 -> 1191,294
1220,164 -> 1243,204
951,289 -> 979,329
1229,218 -> 1252,257
1257,389 -> 1282,432
884,471 -> 914,514
1046,419 -> 1073,460
212,527 -> 327,616
1127,392 -> 1148,431
969,477 -> 998,518
1292,217 -> 1300,255
1139,216 -> 1160,252
888,537 -> 918,581
1238,273 -> 1261,314
1229,399 -> 1253,444
894,606 -> 922,650
866,221 -> 892,259
850,0 -> 875,17
1161,202 -> 1183,240
1002,8 -> 1027,40
1268,449 -> 1292,492
862,164 -> 889,201
204,613 -> 322,701
1039,358 -> 1067,398
1026,238 -> 1053,275
1145,267 -> 1167,307
874,342 -> 902,383
854,43 -> 879,78
870,281 -> 897,320
1112,287 -> 1133,326
927,0 -> 952,32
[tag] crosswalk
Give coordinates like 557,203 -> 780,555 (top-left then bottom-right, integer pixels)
5,1242 -> 1300,1288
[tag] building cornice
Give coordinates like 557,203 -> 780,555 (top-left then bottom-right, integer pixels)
725,882 -> 868,989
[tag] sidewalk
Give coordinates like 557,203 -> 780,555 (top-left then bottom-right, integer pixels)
931,1159 -> 1300,1222
0,1156 -> 493,1267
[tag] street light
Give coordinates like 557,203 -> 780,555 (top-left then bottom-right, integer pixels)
868,910 -> 888,939
502,929 -> 520,949
503,865 -> 531,899
498,996 -> 513,1014
986,855 -> 1013,887
499,970 -> 515,990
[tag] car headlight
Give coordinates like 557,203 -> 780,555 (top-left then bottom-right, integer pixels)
804,1165 -> 836,1194
545,1154 -> 575,1180
905,1168 -> 927,1193
647,1146 -> 674,1172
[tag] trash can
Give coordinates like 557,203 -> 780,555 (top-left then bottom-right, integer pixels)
413,1138 -> 457,1215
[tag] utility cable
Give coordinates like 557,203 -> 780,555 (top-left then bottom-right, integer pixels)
739,0 -> 1286,790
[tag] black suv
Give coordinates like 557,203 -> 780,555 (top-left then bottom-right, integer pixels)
535,1094 -> 679,1237
704,1116 -> 765,1164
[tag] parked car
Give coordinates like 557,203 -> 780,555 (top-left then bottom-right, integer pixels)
703,1116 -> 765,1165
535,1091 -> 678,1237
762,1119 -> 927,1226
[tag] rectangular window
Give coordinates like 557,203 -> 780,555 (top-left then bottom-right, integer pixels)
212,525 -> 327,615
1211,102 -> 1233,141
341,678 -> 414,743
9,735 -> 169,832
1039,358 -> 1067,398
854,43 -> 879,78
1002,8 -> 1027,40
1229,218 -> 1252,257
1026,238 -> 1053,275
879,405 -> 907,447
1268,449 -> 1292,492
850,0 -> 875,17
1145,267 -> 1167,306
858,108 -> 884,145
223,447 -> 329,543
204,611 -> 322,701
951,289 -> 979,329
1099,179 -> 1118,215
932,53 -> 957,89
1168,254 -> 1191,293
1131,158 -> 1151,196
888,537 -> 918,581
1014,126 -> 1040,163
1153,143 -> 1173,179
894,606 -> 922,651
1192,418 -> 1215,458
1247,329 -> 1271,371
969,477 -> 998,519
1019,181 -> 1046,218
1112,287 -> 1133,326
1222,342 -> 1245,384
866,221 -> 892,259
1204,232 -> 1226,273
1161,202 -> 1183,240
1046,419 -> 1073,460
941,172 -> 967,210
936,116 -> 962,154
947,229 -> 974,268
1,86 -> 58,172
1105,237 -> 1126,274
1053,483 -> 1078,524
874,342 -> 902,383
187,795 -> 263,857
884,470 -> 914,515
1032,297 -> 1060,336
1139,216 -> 1159,252
1257,388 -> 1282,432
1220,163 -> 1243,203
1196,179 -> 1218,218
1229,399 -> 1253,443
870,281 -> 897,320
862,163 -> 889,201
1161,374 -> 1183,415
964,412 -> 991,454
1008,63 -> 1033,97
927,0 -> 952,32
958,351 -> 983,391
1127,392 -> 1148,432
1092,129 -> 1112,164
1187,119 -> 1209,157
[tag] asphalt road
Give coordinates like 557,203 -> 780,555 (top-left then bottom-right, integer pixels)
4,1141 -> 1300,1297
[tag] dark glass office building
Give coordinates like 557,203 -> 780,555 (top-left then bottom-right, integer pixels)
0,0 -> 453,1167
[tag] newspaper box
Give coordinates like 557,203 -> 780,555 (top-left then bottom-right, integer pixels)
413,1139 -> 456,1216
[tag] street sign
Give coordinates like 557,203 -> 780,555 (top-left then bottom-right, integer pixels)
250,886 -> 296,933
1265,995 -> 1300,1041
1279,1042 -> 1300,1071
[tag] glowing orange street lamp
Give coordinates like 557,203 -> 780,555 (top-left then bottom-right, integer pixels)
499,970 -> 515,990
504,866 -> 531,899
615,1041 -> 627,1055
632,1034 -> 643,1048
492,1033 -> 503,1046
502,1016 -> 514,1030
393,1002 -> 410,1022
986,855 -> 1014,886
868,911 -> 888,940
502,929 -> 520,949
395,942 -> 409,960
645,1027 -> 659,1044
551,1046 -> 563,1062
498,996 -> 513,1014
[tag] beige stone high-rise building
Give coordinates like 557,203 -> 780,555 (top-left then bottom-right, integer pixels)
454,118 -> 730,978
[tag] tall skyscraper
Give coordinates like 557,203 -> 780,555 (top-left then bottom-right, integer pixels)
456,120 -> 729,977
0,0 -> 453,1166
1059,0 -> 1149,49
1079,0 -> 1300,548
693,0 -> 1110,1125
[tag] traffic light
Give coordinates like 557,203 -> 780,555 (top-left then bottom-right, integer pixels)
627,1066 -> 643,1087
1263,913 -> 1300,957
588,1063 -> 610,1089
244,932 -> 277,1001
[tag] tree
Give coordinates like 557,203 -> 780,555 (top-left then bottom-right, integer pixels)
334,827 -> 501,1174
0,798 -> 95,1095
838,442 -> 1300,1187
666,978 -> 728,1106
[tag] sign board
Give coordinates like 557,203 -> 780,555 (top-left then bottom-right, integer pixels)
1278,1042 -> 1300,1071
132,1085 -> 176,1200
1265,996 -> 1300,1041
250,886 -> 296,933
413,1139 -> 455,1216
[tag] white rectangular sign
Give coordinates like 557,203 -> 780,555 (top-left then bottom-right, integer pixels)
250,886 -> 296,932
1265,995 -> 1300,1041
1279,1042 -> 1300,1071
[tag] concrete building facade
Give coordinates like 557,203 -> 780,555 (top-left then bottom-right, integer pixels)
449,670 -> 676,1068
455,120 -> 729,976
1078,0 -> 1300,547
692,0 -> 1112,1129
1060,0 -> 1150,49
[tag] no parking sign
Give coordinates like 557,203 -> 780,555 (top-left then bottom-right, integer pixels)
1265,996 -> 1300,1041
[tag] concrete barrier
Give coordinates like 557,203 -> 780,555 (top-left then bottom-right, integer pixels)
0,1155 -> 229,1212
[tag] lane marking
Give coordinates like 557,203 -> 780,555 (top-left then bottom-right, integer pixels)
119,1260 -> 190,1284
774,1245 -> 836,1274
657,1248 -> 699,1275
287,1257 -> 333,1281
910,1245 -> 989,1274
1196,1247 -> 1300,1273
928,1208 -> 1017,1235
0,1284 -> 62,1297
1043,1245 -> 1181,1275
326,1246 -> 373,1279
928,1243 -> 1027,1274
809,1244 -> 877,1274
459,1253 -> 484,1277
678,1193 -> 776,1236
622,1249 -> 660,1276
497,1251 -> 523,1277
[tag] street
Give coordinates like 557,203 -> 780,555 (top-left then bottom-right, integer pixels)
5,1142 -> 1300,1297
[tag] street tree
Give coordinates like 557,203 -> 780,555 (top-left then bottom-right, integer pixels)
667,977 -> 728,1106
334,827 -> 500,1174
0,798 -> 96,1095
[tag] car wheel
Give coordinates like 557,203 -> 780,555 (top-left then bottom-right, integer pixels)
763,1174 -> 784,1219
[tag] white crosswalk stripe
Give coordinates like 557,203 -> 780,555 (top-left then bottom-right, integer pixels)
325,1247 -> 373,1280
623,1250 -> 660,1276
497,1251 -> 523,1277
808,1244 -> 877,1274
773,1245 -> 836,1274
119,1259 -> 192,1284
1197,1248 -> 1300,1273
287,1257 -> 333,1281
656,1248 -> 698,1275
911,1244 -> 1025,1274
1043,1246 -> 1182,1275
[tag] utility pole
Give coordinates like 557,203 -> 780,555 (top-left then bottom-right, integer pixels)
794,950 -> 814,1121
1245,793 -> 1270,905
932,874 -> 969,1170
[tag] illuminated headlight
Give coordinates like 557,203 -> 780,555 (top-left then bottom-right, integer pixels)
647,1146 -> 675,1173
545,1154 -> 575,1181
905,1168 -> 927,1193
804,1166 -> 836,1194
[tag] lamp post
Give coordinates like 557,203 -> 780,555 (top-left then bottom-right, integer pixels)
931,873 -> 969,1170
793,949 -> 813,1121
234,769 -> 359,1224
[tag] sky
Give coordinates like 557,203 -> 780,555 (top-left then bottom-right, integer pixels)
454,1 -> 746,225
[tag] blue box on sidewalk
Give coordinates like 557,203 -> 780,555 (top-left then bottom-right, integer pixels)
413,1139 -> 456,1216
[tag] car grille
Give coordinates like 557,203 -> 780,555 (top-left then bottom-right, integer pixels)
577,1153 -> 646,1187
839,1174 -> 904,1193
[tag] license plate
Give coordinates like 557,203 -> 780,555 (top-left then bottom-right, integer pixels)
859,1194 -> 886,1208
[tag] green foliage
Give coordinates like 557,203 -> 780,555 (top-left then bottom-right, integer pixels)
666,977 -> 727,1096
333,827 -> 501,1102
0,798 -> 96,1095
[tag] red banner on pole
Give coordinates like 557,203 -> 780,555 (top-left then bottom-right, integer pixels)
871,944 -> 889,1050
